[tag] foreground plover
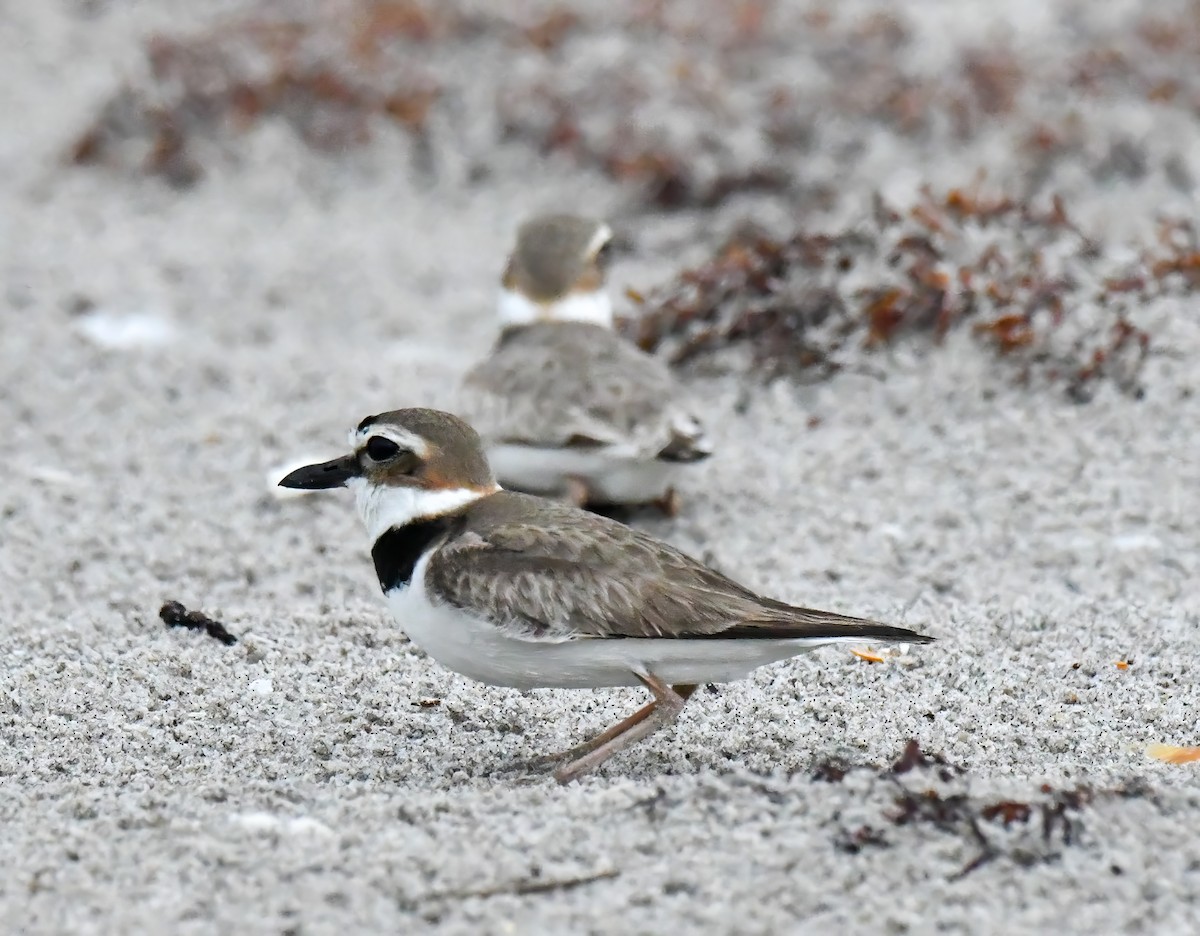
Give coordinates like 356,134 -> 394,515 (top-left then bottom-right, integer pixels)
456,214 -> 710,515
279,408 -> 933,783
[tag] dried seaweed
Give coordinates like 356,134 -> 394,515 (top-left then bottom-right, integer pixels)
69,3 -> 452,186
159,600 -> 238,646
67,1 -> 1200,217
890,738 -> 961,781
625,186 -> 1162,397
827,741 -> 1155,880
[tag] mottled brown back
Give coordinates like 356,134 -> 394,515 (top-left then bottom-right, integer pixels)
425,491 -> 933,644
456,322 -> 709,460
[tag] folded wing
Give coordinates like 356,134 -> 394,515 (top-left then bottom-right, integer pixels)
457,323 -> 709,462
424,498 -> 930,645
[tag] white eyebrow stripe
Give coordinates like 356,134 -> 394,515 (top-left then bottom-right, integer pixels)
348,425 -> 430,457
585,223 -> 613,258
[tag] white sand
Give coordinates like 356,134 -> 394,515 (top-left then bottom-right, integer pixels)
3,1 -> 1199,932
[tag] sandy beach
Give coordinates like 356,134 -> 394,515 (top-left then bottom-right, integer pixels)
2,1 -> 1199,932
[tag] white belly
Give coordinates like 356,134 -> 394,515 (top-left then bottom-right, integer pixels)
486,443 -> 677,505
385,553 -> 861,690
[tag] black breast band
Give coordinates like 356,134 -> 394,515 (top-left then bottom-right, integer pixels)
371,517 -> 459,593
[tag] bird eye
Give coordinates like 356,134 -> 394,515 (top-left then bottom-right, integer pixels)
365,436 -> 401,461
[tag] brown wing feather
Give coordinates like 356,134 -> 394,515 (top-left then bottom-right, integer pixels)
424,494 -> 931,644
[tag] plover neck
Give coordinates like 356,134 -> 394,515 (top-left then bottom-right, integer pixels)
349,478 -> 495,544
349,480 -> 495,593
371,517 -> 458,592
497,287 -> 613,328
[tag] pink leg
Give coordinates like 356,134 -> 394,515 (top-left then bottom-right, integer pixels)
554,677 -> 696,785
563,476 -> 591,508
654,487 -> 681,518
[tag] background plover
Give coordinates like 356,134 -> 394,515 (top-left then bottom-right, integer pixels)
456,214 -> 712,515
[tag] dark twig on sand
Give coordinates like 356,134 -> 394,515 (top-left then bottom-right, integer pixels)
159,600 -> 238,646
948,816 -> 1001,881
422,868 -> 620,904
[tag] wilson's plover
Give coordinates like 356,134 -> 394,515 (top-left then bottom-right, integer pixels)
456,214 -> 711,515
279,408 -> 934,784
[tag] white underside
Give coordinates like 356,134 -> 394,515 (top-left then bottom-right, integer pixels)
387,552 -> 867,689
487,443 -> 677,504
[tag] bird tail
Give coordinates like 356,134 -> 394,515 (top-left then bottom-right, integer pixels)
722,604 -> 934,643
655,415 -> 713,463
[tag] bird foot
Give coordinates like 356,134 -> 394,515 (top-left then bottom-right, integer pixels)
653,487 -> 681,518
563,476 -> 592,509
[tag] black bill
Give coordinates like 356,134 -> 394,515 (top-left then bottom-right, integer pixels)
278,454 -> 360,490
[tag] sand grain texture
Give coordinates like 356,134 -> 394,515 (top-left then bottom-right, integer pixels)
2,1 -> 1199,933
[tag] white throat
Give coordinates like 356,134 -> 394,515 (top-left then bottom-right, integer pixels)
348,479 -> 494,543
497,288 -> 613,328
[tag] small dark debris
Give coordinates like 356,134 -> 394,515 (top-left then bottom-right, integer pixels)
981,800 -> 1033,825
890,739 -> 960,781
1112,776 -> 1156,801
891,739 -> 927,774
159,600 -> 238,646
812,758 -> 850,783
889,788 -> 975,830
64,294 -> 96,317
835,824 -> 889,854
413,698 -> 442,708
1041,786 -> 1094,846
630,786 -> 671,819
